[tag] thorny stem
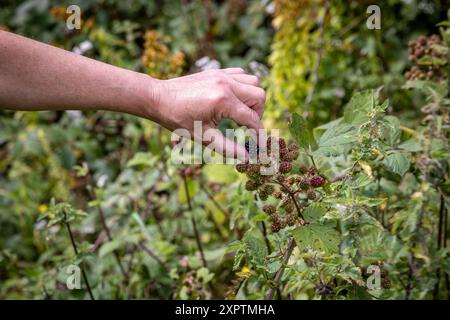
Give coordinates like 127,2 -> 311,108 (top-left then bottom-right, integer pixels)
266,178 -> 309,300
266,238 -> 296,300
273,179 -> 306,222
64,218 -> 95,300
183,175 -> 207,268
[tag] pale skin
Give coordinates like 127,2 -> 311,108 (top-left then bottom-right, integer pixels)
0,31 -> 265,160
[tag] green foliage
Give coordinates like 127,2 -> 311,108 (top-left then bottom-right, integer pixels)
0,1 -> 449,300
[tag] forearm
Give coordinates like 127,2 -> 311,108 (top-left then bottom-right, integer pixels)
0,31 -> 159,118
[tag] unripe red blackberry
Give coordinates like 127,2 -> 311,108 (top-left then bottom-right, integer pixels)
310,175 -> 325,188
235,163 -> 248,173
245,180 -> 258,191
269,213 -> 278,221
279,219 -> 287,229
271,221 -> 281,233
278,138 -> 286,150
262,204 -> 276,214
307,189 -> 318,201
279,161 -> 292,174
280,147 -> 289,161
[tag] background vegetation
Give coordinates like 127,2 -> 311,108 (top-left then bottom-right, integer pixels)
0,0 -> 449,300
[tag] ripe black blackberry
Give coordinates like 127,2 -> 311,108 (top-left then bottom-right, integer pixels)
245,139 -> 259,157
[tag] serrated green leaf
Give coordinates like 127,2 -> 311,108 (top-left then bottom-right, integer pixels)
343,90 -> 378,126
291,223 -> 339,254
318,123 -> 357,148
383,152 -> 410,175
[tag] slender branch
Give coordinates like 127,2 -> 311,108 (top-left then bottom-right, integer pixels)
182,175 -> 207,268
64,219 -> 95,300
260,221 -> 272,254
266,238 -> 296,300
200,183 -> 230,219
138,242 -> 169,272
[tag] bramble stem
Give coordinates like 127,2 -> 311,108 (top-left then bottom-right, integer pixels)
266,238 -> 296,300
183,175 -> 207,268
64,218 -> 95,300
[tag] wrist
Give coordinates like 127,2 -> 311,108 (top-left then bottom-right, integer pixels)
116,71 -> 164,121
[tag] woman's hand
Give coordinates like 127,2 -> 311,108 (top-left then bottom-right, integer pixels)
148,69 -> 265,160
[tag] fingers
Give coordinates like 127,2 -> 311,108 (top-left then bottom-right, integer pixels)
221,68 -> 247,75
230,74 -> 260,86
203,128 -> 248,162
224,96 -> 264,132
230,81 -> 265,118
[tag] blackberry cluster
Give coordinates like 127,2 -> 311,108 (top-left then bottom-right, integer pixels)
405,34 -> 448,81
235,137 -> 327,233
